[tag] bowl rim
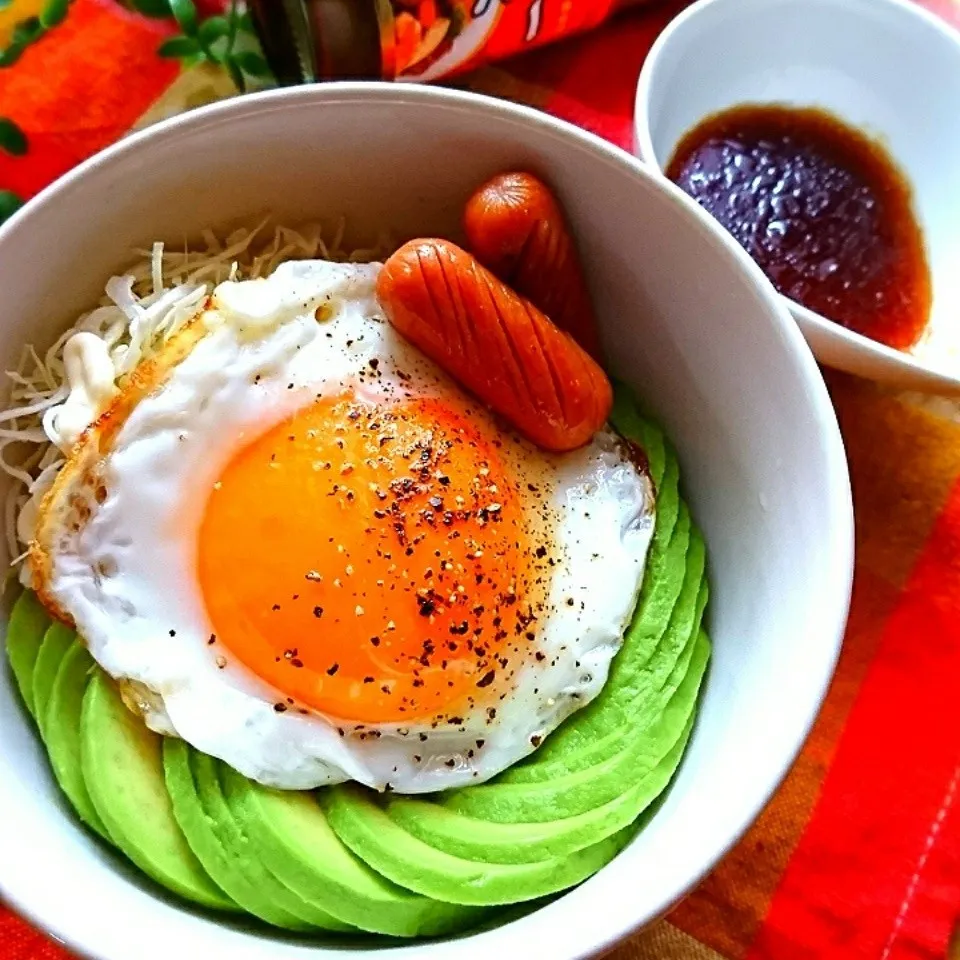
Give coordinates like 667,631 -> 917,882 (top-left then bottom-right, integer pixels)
633,0 -> 960,395
0,81 -> 854,960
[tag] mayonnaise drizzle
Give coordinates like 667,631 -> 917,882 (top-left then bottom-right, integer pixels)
43,332 -> 119,452
0,222 -> 391,571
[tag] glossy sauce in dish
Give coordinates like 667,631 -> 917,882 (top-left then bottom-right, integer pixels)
667,104 -> 931,350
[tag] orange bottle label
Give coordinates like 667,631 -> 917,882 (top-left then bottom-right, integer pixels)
381,0 -> 624,81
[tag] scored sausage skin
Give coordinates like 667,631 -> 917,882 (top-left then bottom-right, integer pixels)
464,171 -> 603,360
377,238 -> 612,453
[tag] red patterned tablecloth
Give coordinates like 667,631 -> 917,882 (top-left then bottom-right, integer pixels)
1,2 -> 959,957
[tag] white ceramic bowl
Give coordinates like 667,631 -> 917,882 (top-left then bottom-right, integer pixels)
0,84 -> 853,960
636,0 -> 960,394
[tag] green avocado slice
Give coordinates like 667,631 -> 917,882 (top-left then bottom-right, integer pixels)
323,784 -> 635,906
163,738 -> 311,930
220,764 -> 486,938
505,448 -> 686,779
608,528 -> 707,709
610,382 -> 667,486
44,639 -> 110,840
32,622 -> 75,740
188,750 -> 352,933
443,535 -> 707,823
80,672 -> 235,912
511,573 -> 708,785
506,498 -> 693,780
384,662 -> 703,865
5,590 -> 50,719
438,602 -> 704,826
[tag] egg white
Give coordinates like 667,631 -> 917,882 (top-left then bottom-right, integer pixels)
40,260 -> 656,793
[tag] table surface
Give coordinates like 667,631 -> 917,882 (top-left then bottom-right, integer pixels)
1,2 -> 960,958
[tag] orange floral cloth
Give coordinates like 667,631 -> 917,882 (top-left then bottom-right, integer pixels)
1,2 -> 959,958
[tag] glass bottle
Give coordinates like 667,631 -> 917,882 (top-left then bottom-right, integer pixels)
250,0 -> 653,85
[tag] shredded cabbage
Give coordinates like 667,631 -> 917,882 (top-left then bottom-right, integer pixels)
1,220 -> 391,577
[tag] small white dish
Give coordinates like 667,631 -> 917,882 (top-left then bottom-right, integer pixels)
635,0 -> 960,394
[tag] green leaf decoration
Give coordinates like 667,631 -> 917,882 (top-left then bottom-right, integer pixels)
127,0 -> 173,17
12,16 -> 44,44
198,14 -> 230,46
0,44 -> 23,67
233,50 -> 270,77
168,0 -> 198,36
149,0 -> 272,92
40,0 -> 70,28
0,1 -> 79,69
157,35 -> 201,58
225,57 -> 245,92
0,118 -> 27,156
0,190 -> 23,226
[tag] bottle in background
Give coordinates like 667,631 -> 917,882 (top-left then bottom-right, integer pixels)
250,0 -> 653,85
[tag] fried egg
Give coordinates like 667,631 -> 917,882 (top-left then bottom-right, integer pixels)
32,260 -> 655,792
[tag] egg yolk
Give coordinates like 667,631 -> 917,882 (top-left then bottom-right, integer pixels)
198,394 -> 540,724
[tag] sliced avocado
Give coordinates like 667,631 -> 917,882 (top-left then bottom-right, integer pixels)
609,529 -> 707,712
441,600 -> 704,826
189,750 -> 351,933
514,573 -> 708,784
518,562 -> 709,788
508,498 -> 693,779
44,639 -> 110,840
80,671 -> 235,911
16,396 -> 707,931
31,621 -> 75,740
592,462 -> 689,696
220,764 -> 486,938
163,738 -> 310,930
386,686 -> 701,864
611,382 -> 667,487
444,535 -> 707,823
509,450 -> 686,776
323,784 -> 635,906
5,590 -> 50,719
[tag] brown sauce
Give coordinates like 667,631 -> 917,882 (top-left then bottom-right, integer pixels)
666,105 -> 931,350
